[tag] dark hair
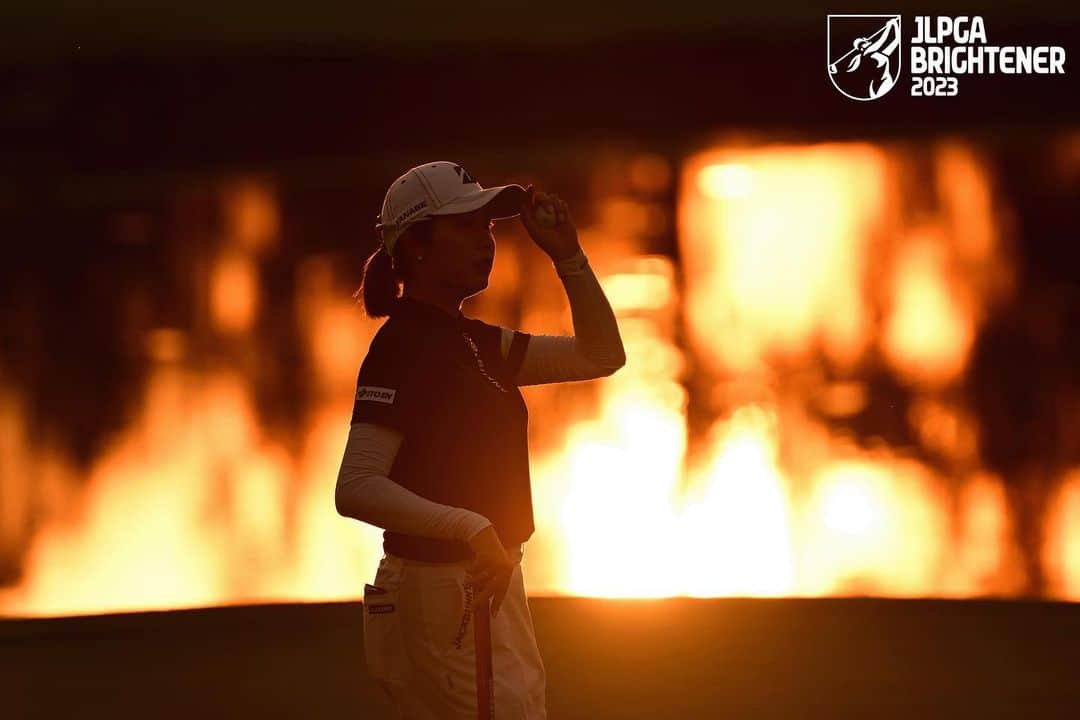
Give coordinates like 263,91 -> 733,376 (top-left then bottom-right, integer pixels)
359,221 -> 433,318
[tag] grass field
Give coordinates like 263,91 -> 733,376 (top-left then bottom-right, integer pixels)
4,596 -> 1080,718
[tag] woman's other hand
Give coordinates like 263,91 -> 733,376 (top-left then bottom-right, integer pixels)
466,524 -> 515,617
518,185 -> 581,262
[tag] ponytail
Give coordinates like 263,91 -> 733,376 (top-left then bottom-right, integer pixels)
358,243 -> 400,318
356,221 -> 434,318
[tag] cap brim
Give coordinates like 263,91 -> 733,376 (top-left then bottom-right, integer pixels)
428,184 -> 526,220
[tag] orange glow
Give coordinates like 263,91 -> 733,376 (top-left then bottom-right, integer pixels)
296,256 -> 373,391
908,396 -> 978,462
935,142 -> 998,266
209,252 -> 259,334
680,144 -> 884,374
680,406 -> 794,597
0,142 -> 1058,618
546,256 -> 687,597
603,257 -> 677,313
209,178 -> 278,334
944,473 -> 1023,596
697,162 -> 755,198
1044,468 -> 1080,600
598,197 -> 655,239
882,230 -> 975,386
799,457 -> 951,596
0,389 -> 31,558
663,139 -> 1018,601
222,178 -> 280,252
0,364 -> 378,617
628,153 -> 673,194
145,327 -> 187,364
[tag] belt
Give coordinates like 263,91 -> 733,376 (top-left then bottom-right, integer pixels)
390,542 -> 525,567
384,529 -> 527,564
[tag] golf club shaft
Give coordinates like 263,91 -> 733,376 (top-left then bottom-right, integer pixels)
474,595 -> 494,719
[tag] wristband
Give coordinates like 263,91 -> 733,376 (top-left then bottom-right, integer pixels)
553,247 -> 589,278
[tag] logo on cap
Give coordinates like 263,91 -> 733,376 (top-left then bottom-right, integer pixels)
393,199 -> 428,226
452,164 -> 476,184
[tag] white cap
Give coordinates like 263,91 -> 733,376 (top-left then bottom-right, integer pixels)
375,161 -> 526,256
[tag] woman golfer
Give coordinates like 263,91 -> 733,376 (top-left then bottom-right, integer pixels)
335,161 -> 626,719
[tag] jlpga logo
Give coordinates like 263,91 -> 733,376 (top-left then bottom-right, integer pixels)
827,14 -> 1067,101
827,15 -> 902,101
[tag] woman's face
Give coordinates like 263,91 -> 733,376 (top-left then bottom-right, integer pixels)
425,208 -> 498,298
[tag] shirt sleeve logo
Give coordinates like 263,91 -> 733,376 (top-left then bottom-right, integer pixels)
356,386 -> 397,404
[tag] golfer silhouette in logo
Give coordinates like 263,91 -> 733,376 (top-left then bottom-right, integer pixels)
830,17 -> 901,100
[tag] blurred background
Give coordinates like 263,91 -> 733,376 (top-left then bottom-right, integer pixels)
1,1 -> 1078,619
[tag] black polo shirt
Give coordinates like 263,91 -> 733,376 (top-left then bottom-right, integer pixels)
350,294 -> 534,562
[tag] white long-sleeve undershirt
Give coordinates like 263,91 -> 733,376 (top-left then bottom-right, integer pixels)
504,245 -> 627,385
334,421 -> 493,541
335,247 -> 626,538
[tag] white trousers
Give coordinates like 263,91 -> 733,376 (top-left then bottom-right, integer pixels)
363,544 -> 547,719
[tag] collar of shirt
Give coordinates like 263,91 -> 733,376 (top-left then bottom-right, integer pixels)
391,295 -> 466,327
388,294 -> 510,391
